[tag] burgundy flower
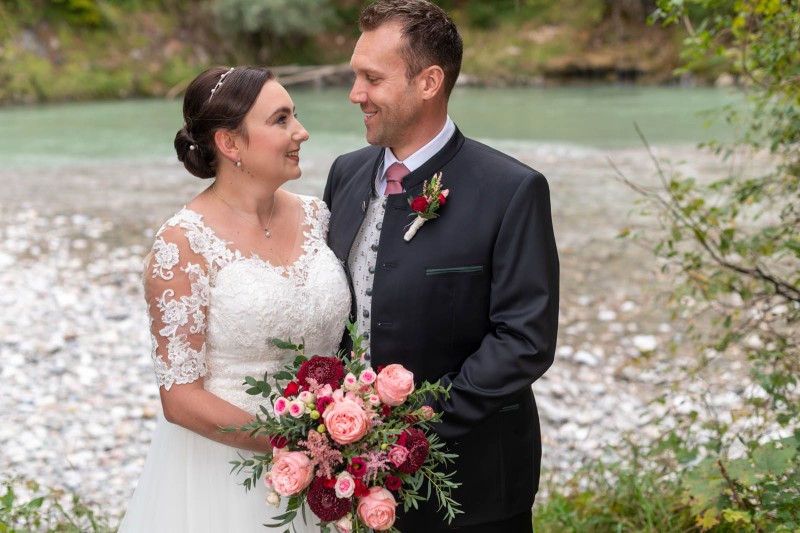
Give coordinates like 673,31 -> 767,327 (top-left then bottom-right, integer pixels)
298,356 -> 345,389
381,405 -> 392,418
397,427 -> 430,474
347,457 -> 367,478
269,435 -> 289,449
306,476 -> 351,522
282,381 -> 300,398
353,478 -> 370,498
437,193 -> 447,205
410,196 -> 430,213
317,396 -> 334,414
384,475 -> 402,491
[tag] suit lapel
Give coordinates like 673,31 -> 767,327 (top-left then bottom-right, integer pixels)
402,128 -> 465,196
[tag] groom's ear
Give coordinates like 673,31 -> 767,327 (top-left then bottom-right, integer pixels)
214,130 -> 240,163
418,65 -> 445,101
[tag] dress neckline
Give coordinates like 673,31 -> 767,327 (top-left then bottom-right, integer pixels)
176,194 -> 319,277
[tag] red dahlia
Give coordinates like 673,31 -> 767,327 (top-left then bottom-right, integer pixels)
306,477 -> 351,522
297,356 -> 345,388
397,427 -> 430,474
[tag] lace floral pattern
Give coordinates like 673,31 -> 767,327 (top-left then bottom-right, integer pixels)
143,196 -> 351,408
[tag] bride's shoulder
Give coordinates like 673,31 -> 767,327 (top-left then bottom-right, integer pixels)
292,194 -> 329,217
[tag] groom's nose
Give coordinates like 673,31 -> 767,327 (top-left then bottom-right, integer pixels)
349,79 -> 367,105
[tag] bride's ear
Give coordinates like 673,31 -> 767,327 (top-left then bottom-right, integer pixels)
214,130 -> 240,164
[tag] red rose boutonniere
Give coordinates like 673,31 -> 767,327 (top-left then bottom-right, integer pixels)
404,172 -> 449,242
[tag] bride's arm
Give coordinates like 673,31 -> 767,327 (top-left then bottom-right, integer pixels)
143,222 -> 271,453
159,382 -> 270,452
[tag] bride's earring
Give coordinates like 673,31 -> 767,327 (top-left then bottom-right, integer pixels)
236,159 -> 242,168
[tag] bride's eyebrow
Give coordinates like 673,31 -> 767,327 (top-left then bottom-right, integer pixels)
268,106 -> 295,119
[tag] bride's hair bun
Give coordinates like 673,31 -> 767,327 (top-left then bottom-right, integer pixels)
174,66 -> 275,179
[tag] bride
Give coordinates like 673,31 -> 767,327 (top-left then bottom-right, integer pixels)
118,66 -> 350,532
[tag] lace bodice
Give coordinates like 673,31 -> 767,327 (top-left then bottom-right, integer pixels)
143,195 -> 351,414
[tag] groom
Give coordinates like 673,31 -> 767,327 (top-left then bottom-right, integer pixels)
323,1 -> 559,531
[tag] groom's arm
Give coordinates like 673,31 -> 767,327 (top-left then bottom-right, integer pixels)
432,171 -> 560,440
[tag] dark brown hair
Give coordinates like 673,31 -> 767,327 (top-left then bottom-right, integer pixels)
174,66 -> 275,179
359,0 -> 462,97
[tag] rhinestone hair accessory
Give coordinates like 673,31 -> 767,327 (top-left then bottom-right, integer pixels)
209,67 -> 235,101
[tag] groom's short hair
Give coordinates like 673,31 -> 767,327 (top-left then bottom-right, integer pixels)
359,0 -> 463,98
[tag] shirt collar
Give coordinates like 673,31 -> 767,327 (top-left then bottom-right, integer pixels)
377,116 -> 456,193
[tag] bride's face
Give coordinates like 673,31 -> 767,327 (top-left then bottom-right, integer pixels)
237,81 -> 309,183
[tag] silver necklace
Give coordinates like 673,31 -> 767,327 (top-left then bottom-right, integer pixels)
211,185 -> 276,238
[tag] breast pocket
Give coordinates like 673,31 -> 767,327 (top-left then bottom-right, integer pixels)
425,265 -> 484,276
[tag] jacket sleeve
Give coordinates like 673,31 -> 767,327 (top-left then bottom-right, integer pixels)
323,156 -> 340,210
433,171 -> 560,440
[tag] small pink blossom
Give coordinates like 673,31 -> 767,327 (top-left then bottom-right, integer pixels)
273,397 -> 289,417
298,390 -> 316,405
359,369 -> 377,386
343,372 -> 359,391
335,515 -> 353,532
335,471 -> 356,498
367,394 -> 381,407
288,399 -> 306,418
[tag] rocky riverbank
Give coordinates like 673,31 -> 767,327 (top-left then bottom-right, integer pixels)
0,143 -> 755,526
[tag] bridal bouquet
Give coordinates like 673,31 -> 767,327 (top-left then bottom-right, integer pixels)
229,323 -> 461,532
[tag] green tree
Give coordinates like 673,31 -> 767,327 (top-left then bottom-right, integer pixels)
616,0 -> 799,530
212,0 -> 334,63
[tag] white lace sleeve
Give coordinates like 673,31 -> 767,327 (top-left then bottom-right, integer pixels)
143,224 -> 210,390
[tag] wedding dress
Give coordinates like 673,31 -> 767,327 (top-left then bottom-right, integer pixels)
118,195 -> 351,533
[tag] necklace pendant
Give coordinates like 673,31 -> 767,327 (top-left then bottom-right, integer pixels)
264,229 -> 272,238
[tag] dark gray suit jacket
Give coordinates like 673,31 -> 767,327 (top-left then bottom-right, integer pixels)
323,128 -> 559,529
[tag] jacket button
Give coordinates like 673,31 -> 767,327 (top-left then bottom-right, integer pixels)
363,309 -> 370,318
370,243 -> 379,252
366,288 -> 373,296
368,265 -> 375,274
376,222 -> 383,230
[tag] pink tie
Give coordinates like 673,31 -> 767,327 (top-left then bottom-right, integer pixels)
384,162 -> 409,195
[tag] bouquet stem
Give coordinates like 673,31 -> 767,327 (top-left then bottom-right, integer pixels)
403,216 -> 427,242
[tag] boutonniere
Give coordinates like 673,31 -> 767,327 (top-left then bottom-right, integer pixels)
404,172 -> 449,242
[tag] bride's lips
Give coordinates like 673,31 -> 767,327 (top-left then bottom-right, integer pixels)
286,150 -> 300,162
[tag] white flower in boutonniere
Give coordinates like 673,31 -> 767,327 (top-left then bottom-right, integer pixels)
404,172 -> 449,242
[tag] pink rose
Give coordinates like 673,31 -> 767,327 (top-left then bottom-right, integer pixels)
288,399 -> 306,418
375,364 -> 414,406
357,486 -> 397,531
359,369 -> 377,386
387,445 -> 409,468
334,471 -> 356,498
270,451 -> 313,496
273,397 -> 289,416
322,397 -> 371,445
419,405 -> 435,420
335,515 -> 353,533
343,372 -> 359,391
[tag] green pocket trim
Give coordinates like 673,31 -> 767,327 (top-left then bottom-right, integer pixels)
498,403 -> 520,413
425,265 -> 484,276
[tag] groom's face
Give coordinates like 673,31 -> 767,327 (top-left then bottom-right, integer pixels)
349,22 -> 425,158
